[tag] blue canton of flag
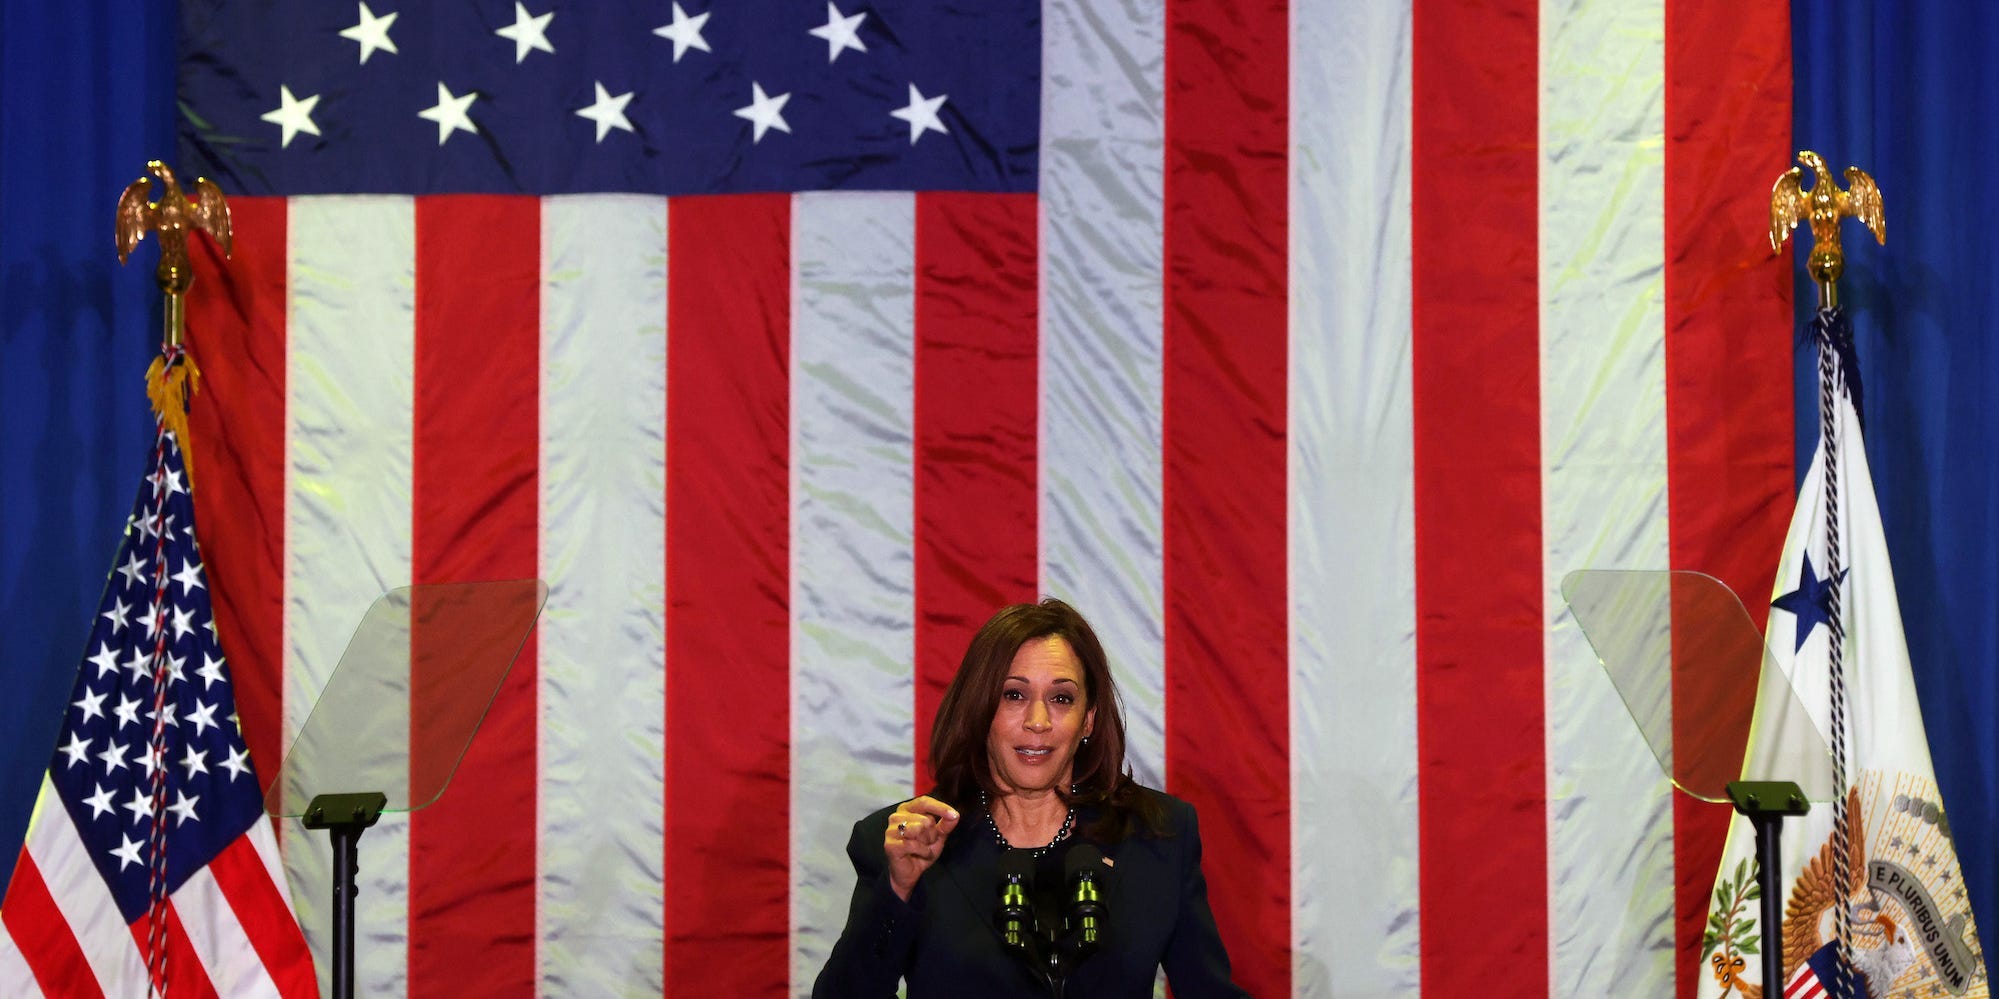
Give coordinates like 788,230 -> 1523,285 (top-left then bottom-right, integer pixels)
51,430 -> 265,922
178,0 -> 1039,197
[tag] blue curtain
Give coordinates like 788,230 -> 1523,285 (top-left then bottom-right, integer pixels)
1794,0 -> 1999,945
0,1 -> 178,894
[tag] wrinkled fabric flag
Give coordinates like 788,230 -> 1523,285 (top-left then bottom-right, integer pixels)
171,0 -> 1801,996
0,408 -> 317,996
1702,336 -> 1988,998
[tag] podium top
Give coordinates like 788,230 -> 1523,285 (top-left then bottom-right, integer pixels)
1561,570 -> 1835,804
265,579 -> 547,819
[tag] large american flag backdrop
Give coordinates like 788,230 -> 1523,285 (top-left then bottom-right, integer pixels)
158,0 -> 1796,995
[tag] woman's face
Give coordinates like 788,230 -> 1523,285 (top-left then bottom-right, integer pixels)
986,635 -> 1095,796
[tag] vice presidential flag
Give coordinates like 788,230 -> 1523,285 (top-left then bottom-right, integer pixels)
174,0 -> 1802,995
0,365 -> 317,996
1701,327 -> 1988,998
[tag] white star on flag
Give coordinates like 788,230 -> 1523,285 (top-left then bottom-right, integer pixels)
197,654 -> 226,690
73,688 -> 108,723
809,3 -> 867,62
135,744 -> 165,782
110,834 -> 145,871
102,597 -> 131,634
220,746 -> 252,782
338,2 -> 399,64
97,741 -> 128,775
172,557 -> 205,594
734,82 -> 792,143
652,2 -> 711,62
169,791 -> 202,828
576,82 -> 636,142
122,787 -> 155,825
113,694 -> 141,731
419,81 -> 480,144
495,2 -> 554,63
260,84 -> 322,148
116,552 -> 146,589
82,783 -> 117,820
889,83 -> 948,144
88,642 -> 121,678
148,701 -> 179,730
187,700 -> 220,737
60,733 -> 92,770
180,746 -> 209,779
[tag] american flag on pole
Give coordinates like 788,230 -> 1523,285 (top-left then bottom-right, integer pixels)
164,0 -> 1807,996
0,352 -> 317,996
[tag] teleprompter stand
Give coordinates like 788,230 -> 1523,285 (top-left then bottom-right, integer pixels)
1563,570 -> 1834,992
266,580 -> 548,999
1725,780 -> 1811,992
300,791 -> 386,999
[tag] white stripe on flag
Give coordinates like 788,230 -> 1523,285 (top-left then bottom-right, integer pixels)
1538,2 -> 1676,994
283,196 -> 417,999
1289,1 -> 1421,995
0,917 -> 39,997
170,865 -> 281,999
1036,0 -> 1168,790
24,776 -> 146,992
789,190 -> 919,994
246,819 -> 293,922
536,194 -> 669,994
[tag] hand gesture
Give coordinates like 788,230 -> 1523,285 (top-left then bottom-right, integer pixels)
885,796 -> 960,901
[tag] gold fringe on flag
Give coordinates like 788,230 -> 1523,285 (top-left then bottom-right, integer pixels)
145,351 -> 202,488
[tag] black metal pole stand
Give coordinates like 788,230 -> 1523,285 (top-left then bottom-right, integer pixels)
303,792 -> 388,999
1726,780 -> 1809,994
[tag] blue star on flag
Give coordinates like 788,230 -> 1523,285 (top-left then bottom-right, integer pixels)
1772,553 -> 1849,653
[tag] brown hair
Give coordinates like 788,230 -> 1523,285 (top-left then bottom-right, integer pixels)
928,598 -> 1165,842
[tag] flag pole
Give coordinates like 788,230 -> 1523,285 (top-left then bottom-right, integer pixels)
1769,149 -> 1886,999
113,160 -> 233,998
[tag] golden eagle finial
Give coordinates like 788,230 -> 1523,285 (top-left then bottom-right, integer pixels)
1769,150 -> 1885,291
115,160 -> 232,300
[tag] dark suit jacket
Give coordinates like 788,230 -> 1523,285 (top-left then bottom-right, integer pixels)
812,788 -> 1249,998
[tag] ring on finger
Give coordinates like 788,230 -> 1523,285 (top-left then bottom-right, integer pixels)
897,821 -> 908,838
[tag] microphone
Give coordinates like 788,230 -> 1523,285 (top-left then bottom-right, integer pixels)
1063,843 -> 1109,960
996,848 -> 1036,958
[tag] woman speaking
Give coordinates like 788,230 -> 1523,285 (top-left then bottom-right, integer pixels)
812,599 -> 1248,998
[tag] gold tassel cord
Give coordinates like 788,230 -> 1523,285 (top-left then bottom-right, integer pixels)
145,350 -> 202,489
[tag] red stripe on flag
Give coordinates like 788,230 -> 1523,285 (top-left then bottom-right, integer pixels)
665,194 -> 791,994
409,195 -> 541,996
1,853 -> 104,997
132,902 -> 221,999
1664,2 -> 1794,993
205,836 -> 317,998
912,192 -> 1039,792
185,196 -> 289,800
1411,0 -> 1547,992
1162,0 -> 1291,993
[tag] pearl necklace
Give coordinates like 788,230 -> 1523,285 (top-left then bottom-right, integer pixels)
981,790 -> 1076,858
